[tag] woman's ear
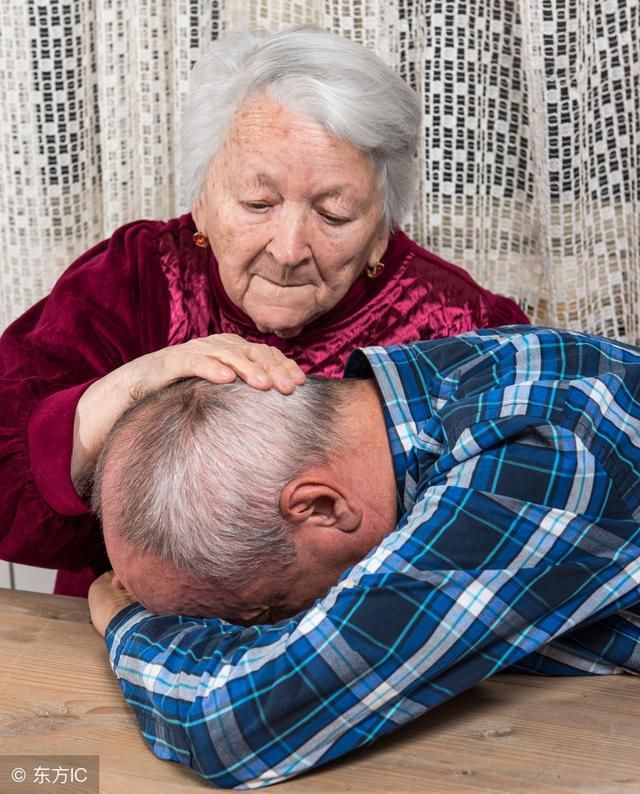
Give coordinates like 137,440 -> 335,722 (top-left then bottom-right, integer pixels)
280,477 -> 361,533
368,228 -> 391,269
191,195 -> 204,230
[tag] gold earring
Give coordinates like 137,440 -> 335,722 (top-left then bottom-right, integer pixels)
192,231 -> 209,248
366,259 -> 385,279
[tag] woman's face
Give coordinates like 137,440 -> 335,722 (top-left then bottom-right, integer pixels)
193,94 -> 389,338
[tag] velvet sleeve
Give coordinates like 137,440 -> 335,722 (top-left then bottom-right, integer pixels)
482,289 -> 530,327
0,220 -> 168,570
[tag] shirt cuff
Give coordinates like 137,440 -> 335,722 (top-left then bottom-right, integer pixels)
27,380 -> 98,516
105,604 -> 151,669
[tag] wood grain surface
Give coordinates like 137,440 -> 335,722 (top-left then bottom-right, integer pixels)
1,587 -> 638,793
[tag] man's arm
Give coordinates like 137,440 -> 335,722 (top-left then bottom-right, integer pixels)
511,606 -> 640,675
98,437 -> 640,788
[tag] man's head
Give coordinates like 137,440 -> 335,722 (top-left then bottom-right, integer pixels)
92,375 -> 396,622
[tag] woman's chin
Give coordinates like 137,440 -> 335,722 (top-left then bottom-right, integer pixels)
248,306 -> 312,338
254,321 -> 305,339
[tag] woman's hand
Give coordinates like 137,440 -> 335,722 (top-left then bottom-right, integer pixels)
71,334 -> 306,487
112,333 -> 306,396
88,571 -> 139,637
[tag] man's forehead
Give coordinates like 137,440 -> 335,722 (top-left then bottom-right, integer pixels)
102,528 -> 230,616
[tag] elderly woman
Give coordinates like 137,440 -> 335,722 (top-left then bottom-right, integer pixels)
0,27 -> 527,596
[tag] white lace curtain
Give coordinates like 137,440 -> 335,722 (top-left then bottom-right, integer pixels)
1,1 -> 639,340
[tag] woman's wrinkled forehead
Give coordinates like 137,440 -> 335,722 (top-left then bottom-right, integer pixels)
212,94 -> 379,203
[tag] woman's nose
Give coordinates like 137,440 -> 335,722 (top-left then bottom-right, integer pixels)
265,207 -> 311,266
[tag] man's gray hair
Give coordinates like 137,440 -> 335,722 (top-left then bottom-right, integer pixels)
181,26 -> 421,229
93,377 -> 350,587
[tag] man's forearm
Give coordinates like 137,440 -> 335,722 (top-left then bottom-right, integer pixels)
105,550 -> 640,788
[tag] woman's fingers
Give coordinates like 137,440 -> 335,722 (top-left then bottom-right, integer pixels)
171,336 -> 306,394
73,335 -> 304,482
285,355 -> 307,384
243,344 -> 306,392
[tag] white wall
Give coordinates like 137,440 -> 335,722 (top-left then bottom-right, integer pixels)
2,563 -> 56,593
0,561 -> 10,588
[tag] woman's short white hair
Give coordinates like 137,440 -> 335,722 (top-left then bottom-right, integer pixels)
182,26 -> 421,229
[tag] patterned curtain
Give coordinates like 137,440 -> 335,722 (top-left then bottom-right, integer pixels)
2,0 -> 639,340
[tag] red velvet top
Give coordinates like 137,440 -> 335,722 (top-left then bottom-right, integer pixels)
0,214 -> 529,595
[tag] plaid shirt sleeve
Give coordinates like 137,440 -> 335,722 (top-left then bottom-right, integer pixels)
105,327 -> 640,789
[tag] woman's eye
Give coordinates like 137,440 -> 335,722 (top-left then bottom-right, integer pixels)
319,211 -> 350,226
243,202 -> 271,212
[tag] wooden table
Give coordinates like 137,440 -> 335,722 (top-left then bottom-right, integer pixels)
1,588 -> 639,793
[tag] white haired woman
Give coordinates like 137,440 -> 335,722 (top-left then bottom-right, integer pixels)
0,26 -> 528,597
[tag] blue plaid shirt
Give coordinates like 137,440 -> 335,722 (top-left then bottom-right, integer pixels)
105,326 -> 640,789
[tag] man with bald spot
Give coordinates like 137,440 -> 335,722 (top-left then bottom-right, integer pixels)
96,371 -> 394,623
90,327 -> 640,789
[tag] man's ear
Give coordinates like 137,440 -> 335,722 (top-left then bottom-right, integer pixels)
280,476 -> 361,533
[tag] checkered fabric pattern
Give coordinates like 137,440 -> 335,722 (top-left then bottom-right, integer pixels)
106,326 -> 640,789
3,2 -> 640,339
